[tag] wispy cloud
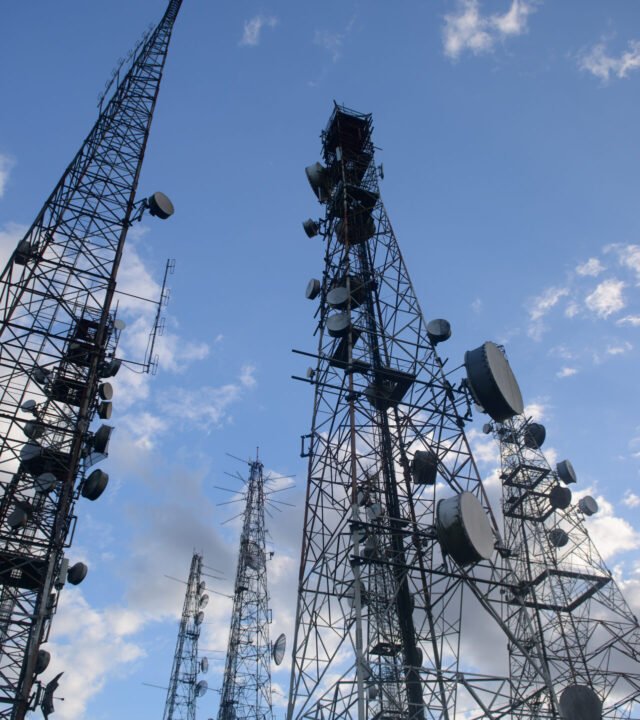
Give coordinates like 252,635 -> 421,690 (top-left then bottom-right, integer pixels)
617,315 -> 640,327
579,39 -> 640,83
239,15 -> 278,47
527,285 -> 569,339
585,278 -> 626,318
442,0 -> 536,60
313,16 -> 356,63
556,366 -> 578,378
606,341 -> 633,356
624,491 -> 640,508
576,257 -> 605,277
0,154 -> 14,198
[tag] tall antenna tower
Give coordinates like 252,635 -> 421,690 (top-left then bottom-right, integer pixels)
287,104 -> 639,720
163,553 -> 210,720
487,415 -> 640,718
218,455 -> 282,720
0,2 -> 182,717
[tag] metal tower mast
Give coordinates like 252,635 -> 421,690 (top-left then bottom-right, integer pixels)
287,104 -> 570,720
489,415 -> 640,718
0,2 -> 183,717
218,456 -> 274,720
163,553 -> 210,720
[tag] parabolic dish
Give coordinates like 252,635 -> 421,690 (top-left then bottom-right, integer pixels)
195,611 -> 205,626
436,492 -> 495,566
195,680 -> 208,698
148,191 -> 174,220
464,342 -> 524,423
199,593 -> 209,609
559,684 -> 602,720
326,313 -> 351,338
548,485 -> 572,511
557,459 -> 577,485
200,656 -> 209,674
305,278 -> 321,300
198,580 -> 206,594
578,495 -> 599,516
523,422 -> 546,449
20,399 -> 37,413
272,633 -> 286,666
426,318 -> 451,345
549,528 -> 569,548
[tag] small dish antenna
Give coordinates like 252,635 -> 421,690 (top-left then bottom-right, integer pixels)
195,611 -> 205,626
272,633 -> 286,666
20,399 -> 37,414
195,680 -> 208,698
199,593 -> 209,609
200,656 -> 209,673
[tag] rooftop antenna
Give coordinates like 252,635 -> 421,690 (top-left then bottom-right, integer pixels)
162,553 -> 210,720
0,2 -> 183,717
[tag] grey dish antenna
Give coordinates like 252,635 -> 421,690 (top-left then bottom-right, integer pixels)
426,318 -> 451,345
195,679 -> 208,697
464,342 -> 524,422
147,191 -> 174,220
436,492 -> 495,566
200,656 -> 209,673
272,633 -> 286,666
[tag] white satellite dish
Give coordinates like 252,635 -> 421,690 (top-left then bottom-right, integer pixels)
272,633 -> 286,666
195,680 -> 208,698
200,656 -> 209,674
199,593 -> 209,609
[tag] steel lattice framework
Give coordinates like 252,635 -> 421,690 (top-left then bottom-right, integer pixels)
286,105 -> 578,720
492,415 -> 640,718
218,458 -> 274,720
0,2 -> 183,716
163,553 -> 209,720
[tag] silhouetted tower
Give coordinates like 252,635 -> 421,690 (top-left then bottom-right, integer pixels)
287,105 -> 579,720
218,456 -> 275,720
163,553 -> 210,720
0,2 -> 182,717
487,415 -> 640,718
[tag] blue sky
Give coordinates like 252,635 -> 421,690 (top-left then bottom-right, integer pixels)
1,0 -> 640,718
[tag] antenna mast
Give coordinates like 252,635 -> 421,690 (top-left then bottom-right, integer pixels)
490,416 -> 640,717
0,2 -> 183,717
163,553 -> 209,720
218,457 -> 275,720
286,104 -> 639,720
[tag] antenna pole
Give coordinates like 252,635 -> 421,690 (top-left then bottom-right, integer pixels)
0,1 -> 183,716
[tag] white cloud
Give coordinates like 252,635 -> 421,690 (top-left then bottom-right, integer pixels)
606,341 -> 633,356
585,279 -> 626,318
0,155 -> 15,198
579,39 -> 640,82
239,15 -> 278,47
524,401 -> 546,421
443,0 -> 535,60
45,590 -> 146,720
616,315 -> 640,327
158,364 -> 258,430
0,221 -> 27,267
617,244 -> 640,282
623,491 -> 640,508
576,257 -> 605,277
584,494 -> 640,561
527,285 -> 569,339
556,366 -> 578,378
471,297 -> 483,314
313,16 -> 356,63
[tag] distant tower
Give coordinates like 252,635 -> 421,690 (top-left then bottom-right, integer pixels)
0,2 -> 182,717
163,553 -> 210,720
218,456 -> 276,720
489,415 -> 640,718
286,104 -> 618,720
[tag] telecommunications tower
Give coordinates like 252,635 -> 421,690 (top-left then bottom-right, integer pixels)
0,1 -> 182,717
163,553 -> 210,720
287,104 -> 640,720
486,416 -> 640,718
218,455 -> 286,720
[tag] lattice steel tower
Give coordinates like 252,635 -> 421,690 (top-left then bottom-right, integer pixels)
286,104 -> 637,720
486,415 -> 640,718
218,456 -> 276,720
0,2 -> 183,717
163,553 -> 210,720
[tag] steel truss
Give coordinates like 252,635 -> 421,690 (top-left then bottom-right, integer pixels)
0,2 -> 183,716
287,105 -> 567,720
163,553 -> 208,720
494,416 -> 640,718
218,458 -> 274,720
